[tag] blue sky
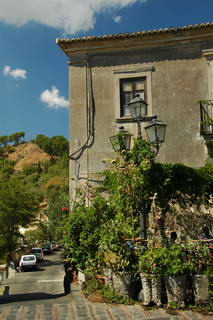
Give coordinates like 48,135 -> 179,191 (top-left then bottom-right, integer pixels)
0,0 -> 213,141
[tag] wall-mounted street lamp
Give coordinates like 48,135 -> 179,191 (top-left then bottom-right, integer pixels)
145,118 -> 167,156
110,126 -> 132,152
110,95 -> 167,156
109,96 -> 167,240
128,95 -> 148,139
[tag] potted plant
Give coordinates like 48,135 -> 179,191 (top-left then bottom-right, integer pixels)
102,250 -> 136,298
157,245 -> 194,308
183,241 -> 213,305
138,247 -> 165,306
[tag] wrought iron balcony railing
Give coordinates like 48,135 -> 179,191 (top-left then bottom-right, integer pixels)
200,100 -> 213,135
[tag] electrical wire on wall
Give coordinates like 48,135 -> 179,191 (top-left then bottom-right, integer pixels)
69,55 -> 95,203
69,56 -> 95,162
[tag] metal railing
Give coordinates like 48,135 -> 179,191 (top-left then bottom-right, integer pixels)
200,100 -> 213,134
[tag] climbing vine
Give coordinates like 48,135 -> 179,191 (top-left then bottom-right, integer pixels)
63,139 -> 213,272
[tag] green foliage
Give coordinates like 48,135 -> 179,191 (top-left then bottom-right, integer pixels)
8,132 -> 25,145
63,196 -> 112,270
0,175 -> 38,259
0,159 -> 15,179
99,216 -> 139,272
23,225 -> 48,246
35,134 -> 69,156
63,139 -> 213,278
0,132 -> 69,260
138,243 -> 212,276
82,277 -> 102,295
45,184 -> 69,241
82,278 -> 134,304
0,135 -> 9,147
101,285 -> 134,304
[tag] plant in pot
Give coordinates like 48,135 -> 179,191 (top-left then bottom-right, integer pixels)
138,247 -> 165,306
102,247 -> 139,299
183,241 -> 213,305
156,245 -> 194,308
99,216 -> 140,299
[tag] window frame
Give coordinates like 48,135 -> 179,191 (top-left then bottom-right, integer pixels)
119,77 -> 146,117
113,66 -> 154,121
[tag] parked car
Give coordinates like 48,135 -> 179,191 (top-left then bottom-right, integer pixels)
19,254 -> 37,271
42,244 -> 53,254
50,242 -> 59,250
31,248 -> 44,261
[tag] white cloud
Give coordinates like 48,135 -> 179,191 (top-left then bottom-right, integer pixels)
3,65 -> 27,79
0,0 -> 147,35
114,15 -> 121,23
40,86 -> 69,109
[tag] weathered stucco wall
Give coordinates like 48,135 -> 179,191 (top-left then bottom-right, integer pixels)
68,38 -> 213,194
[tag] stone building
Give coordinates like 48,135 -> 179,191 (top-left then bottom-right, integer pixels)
57,23 -> 213,202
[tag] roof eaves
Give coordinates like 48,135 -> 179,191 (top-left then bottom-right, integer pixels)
56,22 -> 213,51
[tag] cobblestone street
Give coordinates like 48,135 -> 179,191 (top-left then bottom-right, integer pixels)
0,252 -> 212,320
0,284 -> 212,320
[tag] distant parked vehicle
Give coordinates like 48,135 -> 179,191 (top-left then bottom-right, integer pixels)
42,244 -> 53,254
50,242 -> 59,250
31,248 -> 44,261
19,255 -> 37,271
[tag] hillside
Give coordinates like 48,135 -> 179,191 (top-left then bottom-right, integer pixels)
6,142 -> 52,171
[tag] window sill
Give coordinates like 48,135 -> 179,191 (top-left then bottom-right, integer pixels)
116,115 -> 157,123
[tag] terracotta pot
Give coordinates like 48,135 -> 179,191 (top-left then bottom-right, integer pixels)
95,274 -> 106,285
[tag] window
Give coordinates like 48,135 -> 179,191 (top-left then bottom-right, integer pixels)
113,66 -> 153,121
120,77 -> 146,117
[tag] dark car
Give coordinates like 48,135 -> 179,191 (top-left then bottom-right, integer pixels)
31,248 -> 44,261
42,244 -> 52,254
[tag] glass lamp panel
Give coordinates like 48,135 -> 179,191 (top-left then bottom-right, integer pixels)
110,132 -> 131,151
145,120 -> 167,144
139,100 -> 147,117
129,98 -> 147,119
155,124 -> 166,143
124,134 -> 131,150
145,124 -> 156,143
110,135 -> 121,151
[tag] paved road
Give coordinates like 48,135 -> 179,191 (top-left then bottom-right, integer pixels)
0,252 -> 212,320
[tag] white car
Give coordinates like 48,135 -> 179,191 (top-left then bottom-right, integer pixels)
19,254 -> 37,271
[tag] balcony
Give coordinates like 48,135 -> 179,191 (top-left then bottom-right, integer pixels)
200,100 -> 213,158
200,100 -> 213,135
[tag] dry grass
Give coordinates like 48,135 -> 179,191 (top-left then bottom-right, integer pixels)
6,142 -> 51,171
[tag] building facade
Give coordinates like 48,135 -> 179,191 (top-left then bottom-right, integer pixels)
57,23 -> 213,200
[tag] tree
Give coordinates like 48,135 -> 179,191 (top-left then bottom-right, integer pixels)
0,176 -> 38,262
50,136 -> 69,156
45,184 -> 69,241
35,134 -> 51,154
0,135 -> 9,147
35,134 -> 69,156
8,132 -> 25,145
